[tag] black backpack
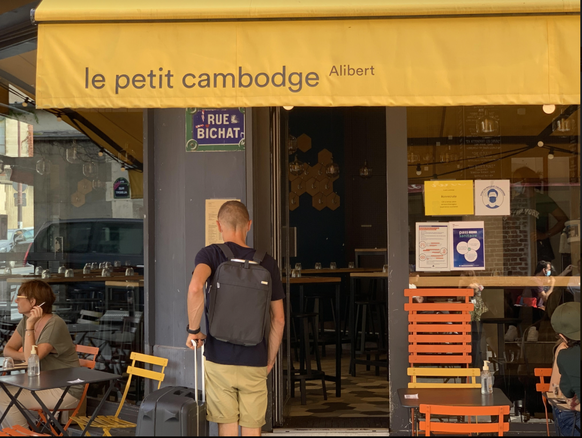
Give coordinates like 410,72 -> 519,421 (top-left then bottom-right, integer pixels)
206,244 -> 272,346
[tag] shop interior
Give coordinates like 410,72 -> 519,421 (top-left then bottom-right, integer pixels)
279,105 -> 580,427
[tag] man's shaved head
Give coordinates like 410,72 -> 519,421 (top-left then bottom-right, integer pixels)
217,201 -> 250,230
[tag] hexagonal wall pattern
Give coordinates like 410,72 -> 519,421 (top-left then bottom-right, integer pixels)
312,193 -> 326,211
289,192 -> 299,211
291,178 -> 306,195
297,134 -> 312,152
318,149 -> 332,165
319,177 -> 333,195
306,178 -> 319,196
326,192 -> 340,210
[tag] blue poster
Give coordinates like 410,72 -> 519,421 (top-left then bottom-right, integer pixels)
449,221 -> 485,270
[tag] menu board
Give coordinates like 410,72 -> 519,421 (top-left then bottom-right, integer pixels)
205,198 -> 241,246
463,107 -> 502,180
416,223 -> 449,271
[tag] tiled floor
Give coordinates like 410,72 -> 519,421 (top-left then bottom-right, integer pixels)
283,345 -> 389,422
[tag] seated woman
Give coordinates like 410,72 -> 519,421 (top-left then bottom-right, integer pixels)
0,280 -> 82,428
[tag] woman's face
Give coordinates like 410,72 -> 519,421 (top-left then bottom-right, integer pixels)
14,294 -> 35,315
541,264 -> 552,276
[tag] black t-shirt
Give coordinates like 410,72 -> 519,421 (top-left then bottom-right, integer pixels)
194,241 -> 285,367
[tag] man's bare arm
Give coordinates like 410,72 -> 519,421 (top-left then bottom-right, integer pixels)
186,263 -> 211,349
266,299 -> 285,374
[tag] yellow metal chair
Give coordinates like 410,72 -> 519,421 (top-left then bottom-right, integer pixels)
70,352 -> 168,437
407,367 -> 481,388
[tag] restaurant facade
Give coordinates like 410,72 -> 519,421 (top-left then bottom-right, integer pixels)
0,0 -> 579,434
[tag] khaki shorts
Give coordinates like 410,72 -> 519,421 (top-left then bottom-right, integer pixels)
205,360 -> 268,428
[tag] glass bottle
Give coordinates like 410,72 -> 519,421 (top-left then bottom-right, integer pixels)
28,345 -> 40,376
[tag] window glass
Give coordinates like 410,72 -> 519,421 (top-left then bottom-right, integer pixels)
407,105 -> 580,422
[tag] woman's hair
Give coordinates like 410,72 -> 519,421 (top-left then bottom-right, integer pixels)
18,280 -> 55,314
534,260 -> 554,275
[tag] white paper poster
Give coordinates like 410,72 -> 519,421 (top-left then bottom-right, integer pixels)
449,221 -> 485,271
416,223 -> 449,272
474,180 -> 510,216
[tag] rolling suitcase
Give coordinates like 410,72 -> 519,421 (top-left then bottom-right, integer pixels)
135,343 -> 208,436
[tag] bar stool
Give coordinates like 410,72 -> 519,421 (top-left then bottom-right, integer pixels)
289,312 -> 327,405
305,294 -> 337,357
350,298 -> 387,377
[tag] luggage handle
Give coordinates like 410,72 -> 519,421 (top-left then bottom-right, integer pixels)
192,340 -> 205,404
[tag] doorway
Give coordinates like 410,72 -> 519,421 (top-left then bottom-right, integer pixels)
275,107 -> 390,428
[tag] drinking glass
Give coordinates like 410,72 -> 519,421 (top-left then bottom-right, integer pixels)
330,262 -> 337,269
65,269 -> 74,278
83,263 -> 91,275
2,357 -> 14,370
101,268 -> 111,277
295,263 -> 302,271
41,270 -> 51,279
57,266 -> 66,274
125,267 -> 135,276
91,262 -> 99,270
291,269 -> 298,278
35,266 -> 43,276
348,262 -> 355,269
382,264 -> 389,273
4,266 -> 11,275
99,262 -> 104,269
315,263 -> 322,270
114,261 -> 121,268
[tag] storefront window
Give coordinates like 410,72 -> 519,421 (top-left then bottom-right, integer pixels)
407,105 -> 580,420
0,111 -> 144,400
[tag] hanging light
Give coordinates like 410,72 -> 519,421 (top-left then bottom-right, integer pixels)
476,111 -> 499,135
542,104 -> 556,114
552,117 -> 575,134
287,135 -> 298,155
36,158 -> 50,175
289,155 -> 304,176
547,147 -> 555,160
325,155 -> 340,177
359,160 -> 372,178
283,106 -> 294,111
415,164 -> 422,176
66,142 -> 78,163
537,141 -> 544,147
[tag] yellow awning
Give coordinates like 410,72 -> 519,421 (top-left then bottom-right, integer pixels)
35,0 -> 580,108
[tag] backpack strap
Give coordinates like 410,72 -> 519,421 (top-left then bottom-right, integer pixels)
253,250 -> 266,264
218,243 -> 235,260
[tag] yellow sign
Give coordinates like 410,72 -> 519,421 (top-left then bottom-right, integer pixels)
35,14 -> 579,108
424,181 -> 474,216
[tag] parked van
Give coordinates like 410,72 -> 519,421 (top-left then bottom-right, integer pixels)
24,219 -> 143,269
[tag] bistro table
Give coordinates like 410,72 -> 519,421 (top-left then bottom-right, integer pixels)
0,367 -> 121,436
66,323 -> 117,344
288,276 -> 342,397
398,387 -> 512,436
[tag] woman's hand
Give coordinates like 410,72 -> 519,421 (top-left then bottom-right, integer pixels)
26,305 -> 44,329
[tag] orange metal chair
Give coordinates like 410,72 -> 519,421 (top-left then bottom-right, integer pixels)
534,367 -> 552,436
419,404 -> 510,436
34,345 -> 100,435
0,425 -> 50,436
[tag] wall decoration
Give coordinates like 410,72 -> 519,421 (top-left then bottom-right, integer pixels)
297,134 -> 312,152
291,177 -> 306,195
312,193 -> 326,211
319,177 -> 333,195
289,192 -> 299,211
306,178 -> 319,196
71,191 -> 85,208
326,192 -> 340,210
77,179 -> 93,195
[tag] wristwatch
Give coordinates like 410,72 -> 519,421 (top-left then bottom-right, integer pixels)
186,324 -> 200,335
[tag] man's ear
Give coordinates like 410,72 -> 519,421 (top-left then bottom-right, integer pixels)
217,220 -> 223,233
247,220 -> 252,232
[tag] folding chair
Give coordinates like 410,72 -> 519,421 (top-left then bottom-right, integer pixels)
0,425 -> 50,436
69,351 -> 168,436
33,345 -> 100,435
419,404 -> 510,436
534,367 -> 552,436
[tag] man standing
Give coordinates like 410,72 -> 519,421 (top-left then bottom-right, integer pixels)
186,201 -> 285,436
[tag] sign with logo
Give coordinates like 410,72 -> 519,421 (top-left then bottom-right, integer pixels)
186,108 -> 245,152
449,221 -> 485,271
474,180 -> 510,216
113,177 -> 130,199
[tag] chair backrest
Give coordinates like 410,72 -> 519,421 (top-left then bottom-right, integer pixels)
75,344 -> 99,369
405,288 -> 474,366
534,367 -> 552,393
122,316 -> 141,334
76,310 -> 103,325
407,367 -> 481,388
419,404 -> 510,436
115,351 -> 168,417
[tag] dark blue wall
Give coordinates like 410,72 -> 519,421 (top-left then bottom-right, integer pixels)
289,108 -> 346,269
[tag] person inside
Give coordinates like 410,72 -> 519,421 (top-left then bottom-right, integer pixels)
550,302 -> 580,436
0,280 -> 81,428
